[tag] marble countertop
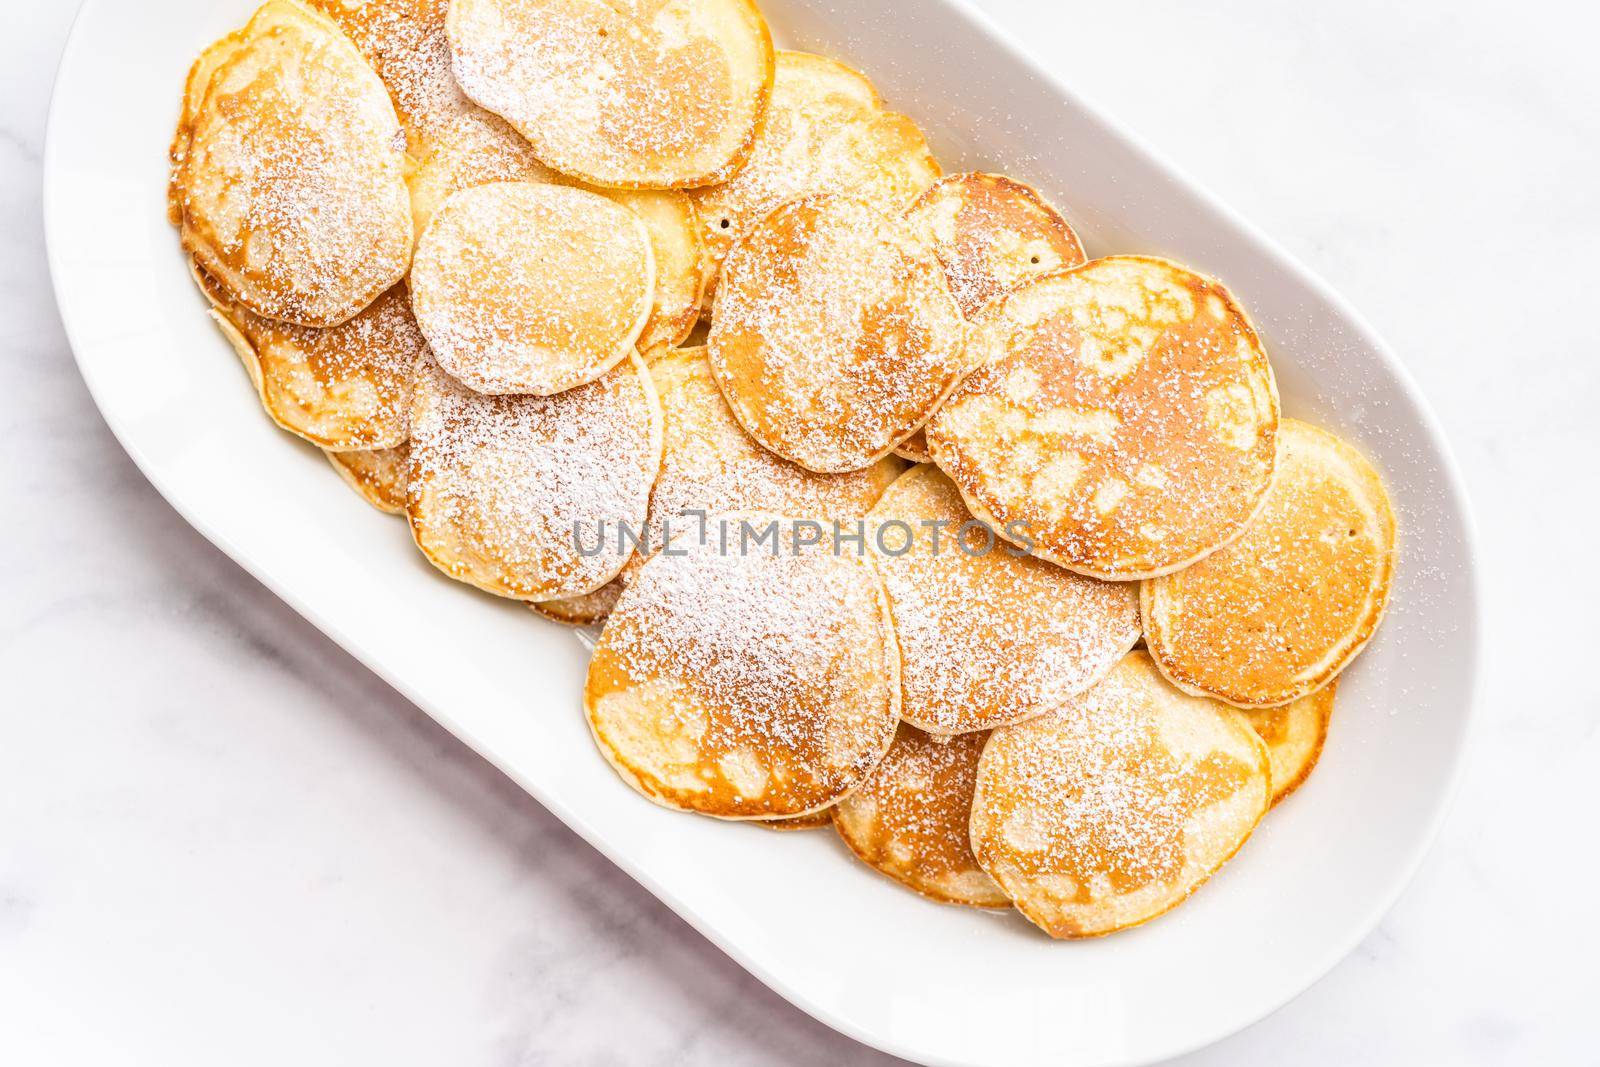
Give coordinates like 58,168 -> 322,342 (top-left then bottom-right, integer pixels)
4,0 -> 1597,1062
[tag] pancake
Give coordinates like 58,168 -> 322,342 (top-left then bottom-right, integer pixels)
970,652 -> 1271,938
904,172 -> 1086,318
927,256 -> 1279,579
708,194 -> 966,472
406,351 -> 661,600
833,725 -> 1009,908
691,51 -> 940,297
190,262 -> 417,451
603,189 -> 710,352
326,443 -> 411,514
405,118 -> 560,236
1246,682 -> 1336,806
445,0 -> 773,188
867,464 -> 1141,735
385,150 -> 698,354
1142,419 -> 1396,707
625,345 -> 902,582
530,579 -> 625,626
172,0 -> 413,328
585,515 -> 900,818
894,176 -> 1085,463
409,182 -> 654,395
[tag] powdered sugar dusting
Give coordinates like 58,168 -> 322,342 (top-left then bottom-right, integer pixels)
1144,419 -> 1395,706
176,1 -> 412,327
410,182 -> 652,395
585,518 -> 898,816
707,194 -> 965,472
407,351 -> 658,599
445,0 -> 770,186
304,0 -> 556,238
869,465 -> 1140,734
833,725 -> 1007,906
193,264 -> 419,450
928,256 -> 1278,579
904,172 -> 1086,319
624,347 -> 899,581
971,654 -> 1268,935
691,51 -> 940,292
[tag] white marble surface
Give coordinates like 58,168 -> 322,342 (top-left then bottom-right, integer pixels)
4,0 -> 1598,1062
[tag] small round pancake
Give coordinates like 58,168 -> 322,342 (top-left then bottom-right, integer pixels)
627,345 -> 902,582
410,182 -> 655,395
406,351 -> 661,600
585,516 -> 900,819
530,579 -> 624,626
691,51 -> 940,295
970,652 -> 1271,939
1246,682 -> 1336,806
1143,419 -> 1396,707
173,0 -> 413,328
927,256 -> 1279,580
708,194 -> 965,472
904,173 -> 1086,318
326,443 -> 411,514
833,725 -> 1009,908
406,120 -> 561,236
868,464 -> 1141,735
191,262 -> 417,451
604,189 -> 710,352
445,0 -> 773,188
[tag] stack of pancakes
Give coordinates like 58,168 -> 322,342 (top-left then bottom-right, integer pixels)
169,0 -> 1397,940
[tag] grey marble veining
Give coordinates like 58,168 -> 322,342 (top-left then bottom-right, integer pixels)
3,0 -> 1597,1063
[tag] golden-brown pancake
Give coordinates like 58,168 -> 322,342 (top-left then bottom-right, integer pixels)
326,443 -> 411,514
585,515 -> 900,819
1142,419 -> 1395,707
407,125 -> 559,235
529,579 -> 625,626
1245,682 -> 1336,806
406,351 -> 661,600
690,51 -> 939,297
894,176 -> 1085,458
625,346 -> 902,582
708,194 -> 965,472
602,190 -> 710,352
970,652 -> 1271,938
927,256 -> 1279,579
833,725 -> 1009,908
409,182 -> 654,395
172,0 -> 413,328
191,262 -> 417,451
445,0 -> 774,188
867,464 -> 1141,734
904,172 -> 1086,319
